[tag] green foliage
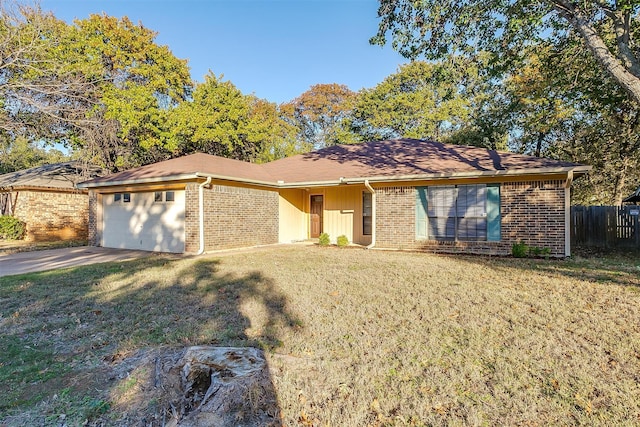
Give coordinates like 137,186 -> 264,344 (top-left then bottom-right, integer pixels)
511,241 -> 529,258
0,5 -> 193,172
501,40 -> 640,205
318,232 -> 330,246
372,0 -> 555,64
0,216 -> 26,240
281,83 -> 358,150
67,14 -> 192,170
348,61 -> 471,141
512,241 -> 552,258
371,0 -> 640,106
337,235 -> 349,247
168,73 -> 303,162
0,136 -> 68,174
530,246 -> 552,258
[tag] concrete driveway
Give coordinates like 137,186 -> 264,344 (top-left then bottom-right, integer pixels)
0,246 -> 156,277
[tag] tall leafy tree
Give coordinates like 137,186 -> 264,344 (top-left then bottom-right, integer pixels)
483,38 -> 639,204
503,50 -> 575,157
67,13 -> 192,170
0,3 -> 192,172
372,0 -> 640,105
347,61 -> 470,141
247,98 -> 309,163
0,2 -> 96,141
547,42 -> 640,205
0,136 -> 67,173
168,72 -> 302,162
281,83 -> 358,149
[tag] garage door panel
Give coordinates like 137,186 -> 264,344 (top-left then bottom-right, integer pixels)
102,191 -> 185,253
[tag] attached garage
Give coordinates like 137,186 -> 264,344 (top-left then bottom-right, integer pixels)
79,141 -> 590,256
102,190 -> 185,253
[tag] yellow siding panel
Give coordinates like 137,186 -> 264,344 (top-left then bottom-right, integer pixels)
279,189 -> 306,243
323,186 -> 371,245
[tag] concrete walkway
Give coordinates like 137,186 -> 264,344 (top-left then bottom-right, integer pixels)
0,246 -> 155,277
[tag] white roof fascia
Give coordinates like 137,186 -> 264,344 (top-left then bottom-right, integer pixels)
76,173 -> 200,189
277,166 -> 592,188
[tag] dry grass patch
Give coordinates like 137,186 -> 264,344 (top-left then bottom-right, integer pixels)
1,246 -> 639,425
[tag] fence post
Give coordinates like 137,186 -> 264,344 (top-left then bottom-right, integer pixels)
636,208 -> 640,249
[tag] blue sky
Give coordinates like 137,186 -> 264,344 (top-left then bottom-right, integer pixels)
41,0 -> 408,104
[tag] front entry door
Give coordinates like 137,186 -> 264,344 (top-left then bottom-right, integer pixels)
310,195 -> 323,238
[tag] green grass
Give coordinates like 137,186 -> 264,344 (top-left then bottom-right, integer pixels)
1,246 -> 639,425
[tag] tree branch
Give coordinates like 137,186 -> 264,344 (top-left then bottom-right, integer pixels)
553,1 -> 640,104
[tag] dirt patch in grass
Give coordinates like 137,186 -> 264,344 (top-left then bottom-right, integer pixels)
1,247 -> 640,425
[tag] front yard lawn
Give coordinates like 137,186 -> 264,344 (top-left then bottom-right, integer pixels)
1,246 -> 639,425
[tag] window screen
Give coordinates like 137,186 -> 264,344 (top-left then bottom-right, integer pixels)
422,185 -> 488,241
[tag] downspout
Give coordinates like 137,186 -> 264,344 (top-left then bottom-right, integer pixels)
197,177 -> 212,255
364,179 -> 376,249
564,171 -> 574,257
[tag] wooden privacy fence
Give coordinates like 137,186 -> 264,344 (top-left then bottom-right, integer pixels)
571,205 -> 640,249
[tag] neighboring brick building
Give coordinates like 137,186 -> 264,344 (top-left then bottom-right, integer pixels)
79,139 -> 590,256
0,162 -> 104,242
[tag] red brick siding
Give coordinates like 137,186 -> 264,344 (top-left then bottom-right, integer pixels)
375,186 -> 416,248
13,190 -> 89,242
184,183 -> 279,253
184,184 -> 199,253
501,180 -> 566,256
374,180 -> 567,256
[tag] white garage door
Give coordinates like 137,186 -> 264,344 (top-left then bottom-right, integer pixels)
102,190 -> 186,253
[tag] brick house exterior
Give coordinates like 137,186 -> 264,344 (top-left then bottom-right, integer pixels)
80,139 -> 589,256
13,189 -> 89,241
183,183 -> 279,253
1,162 -> 104,242
375,179 -> 568,256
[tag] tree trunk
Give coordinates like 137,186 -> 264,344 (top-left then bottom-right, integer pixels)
554,2 -> 640,105
534,131 -> 545,157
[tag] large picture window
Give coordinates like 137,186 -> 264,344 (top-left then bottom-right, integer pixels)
416,184 -> 501,241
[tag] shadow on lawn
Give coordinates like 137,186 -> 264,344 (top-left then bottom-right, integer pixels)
438,251 -> 640,289
0,256 -> 298,425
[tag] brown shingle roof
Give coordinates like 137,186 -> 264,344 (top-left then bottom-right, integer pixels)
79,139 -> 590,188
80,152 -> 276,186
0,162 -> 104,191
263,138 -> 588,183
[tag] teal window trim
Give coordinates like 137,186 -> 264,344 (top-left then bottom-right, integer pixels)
415,184 -> 501,242
486,184 -> 501,241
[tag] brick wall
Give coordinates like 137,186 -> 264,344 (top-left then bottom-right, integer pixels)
501,180 -> 566,256
375,186 -> 416,248
184,183 -> 279,253
374,180 -> 567,256
13,189 -> 89,242
88,190 -> 99,246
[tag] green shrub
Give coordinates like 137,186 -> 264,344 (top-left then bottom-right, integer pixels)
511,241 -> 529,258
318,232 -> 330,246
0,215 -> 26,240
336,235 -> 349,247
530,246 -> 552,258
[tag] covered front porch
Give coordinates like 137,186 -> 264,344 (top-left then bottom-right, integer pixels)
278,184 -> 373,246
